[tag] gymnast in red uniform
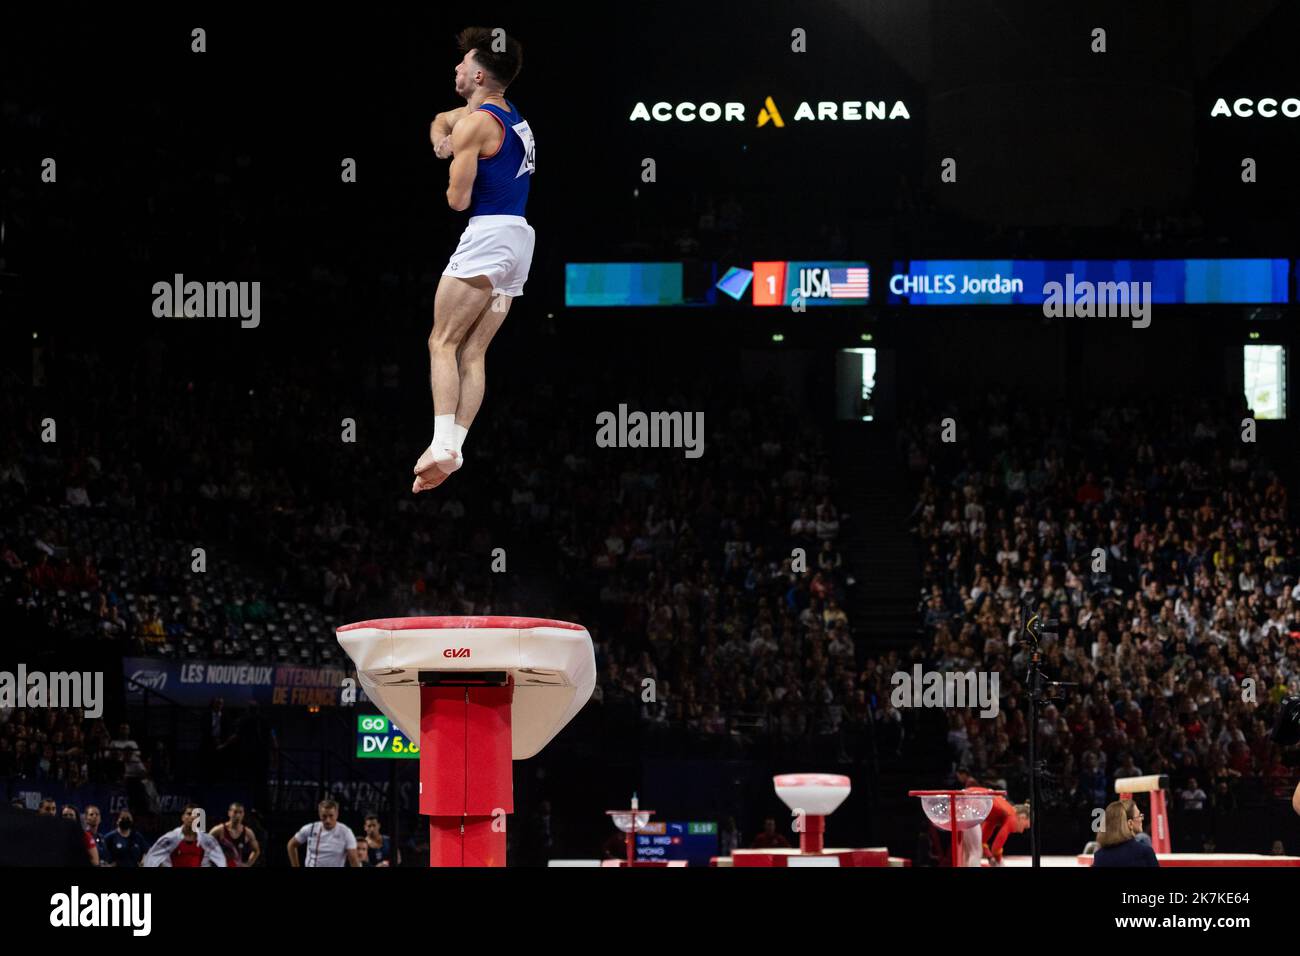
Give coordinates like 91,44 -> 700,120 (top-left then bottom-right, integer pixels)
965,786 -> 1030,864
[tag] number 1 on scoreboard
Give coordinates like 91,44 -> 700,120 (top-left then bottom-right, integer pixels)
752,262 -> 787,306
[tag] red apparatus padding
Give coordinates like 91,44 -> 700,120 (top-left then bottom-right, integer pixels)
420,682 -> 514,866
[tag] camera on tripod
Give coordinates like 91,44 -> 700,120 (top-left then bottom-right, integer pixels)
1022,610 -> 1061,648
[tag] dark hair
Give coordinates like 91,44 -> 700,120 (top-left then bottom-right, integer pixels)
457,26 -> 523,88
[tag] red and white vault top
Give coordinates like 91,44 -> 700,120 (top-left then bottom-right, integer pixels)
336,616 -> 595,759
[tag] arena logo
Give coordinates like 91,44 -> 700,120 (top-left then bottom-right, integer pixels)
151,273 -> 261,328
1210,97 -> 1300,118
50,887 -> 151,936
628,96 -> 910,125
1041,273 -> 1151,328
0,665 -> 103,718
595,404 -> 704,459
130,668 -> 167,691
890,665 -> 999,718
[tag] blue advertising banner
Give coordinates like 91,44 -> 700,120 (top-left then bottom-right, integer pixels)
124,658 -> 356,708
3,780 -> 246,825
888,258 -> 1290,305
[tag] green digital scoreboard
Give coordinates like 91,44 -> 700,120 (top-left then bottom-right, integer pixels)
355,713 -> 419,759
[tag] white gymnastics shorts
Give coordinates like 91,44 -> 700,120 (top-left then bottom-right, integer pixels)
442,214 -> 536,297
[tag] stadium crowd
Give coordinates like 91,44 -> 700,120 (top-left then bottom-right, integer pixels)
893,391 -> 1300,849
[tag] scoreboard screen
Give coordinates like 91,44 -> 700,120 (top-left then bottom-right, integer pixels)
565,260 -> 869,307
634,821 -> 718,865
355,714 -> 419,759
752,261 -> 869,306
887,258 -> 1289,306
566,258 -> 1290,308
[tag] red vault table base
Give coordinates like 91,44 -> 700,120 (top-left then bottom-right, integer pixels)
421,684 -> 514,867
334,616 -> 597,869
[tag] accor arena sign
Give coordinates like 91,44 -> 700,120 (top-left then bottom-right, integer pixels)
1210,97 -> 1300,118
629,96 -> 910,126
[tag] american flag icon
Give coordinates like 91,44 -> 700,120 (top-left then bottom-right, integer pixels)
829,267 -> 869,299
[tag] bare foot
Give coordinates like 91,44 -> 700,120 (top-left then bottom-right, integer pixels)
412,446 -> 451,493
413,445 -> 438,475
412,468 -> 447,493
